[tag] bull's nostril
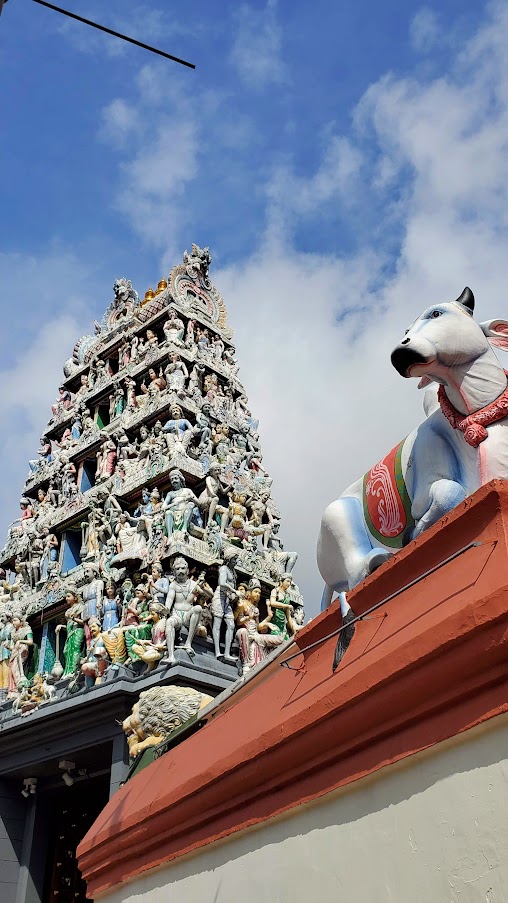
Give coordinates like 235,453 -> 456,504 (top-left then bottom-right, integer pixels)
401,337 -> 410,345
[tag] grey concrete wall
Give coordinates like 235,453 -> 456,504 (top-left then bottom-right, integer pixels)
0,780 -> 26,903
102,715 -> 508,903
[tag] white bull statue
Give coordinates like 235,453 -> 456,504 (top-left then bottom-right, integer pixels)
318,287 -> 508,607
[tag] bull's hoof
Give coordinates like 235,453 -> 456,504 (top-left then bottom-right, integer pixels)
367,548 -> 393,574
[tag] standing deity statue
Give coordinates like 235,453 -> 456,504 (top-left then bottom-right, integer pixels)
8,615 -> 34,696
81,563 -> 104,647
56,589 -> 85,678
0,611 -> 13,693
163,557 -> 210,664
267,576 -> 296,640
146,563 -> 170,606
164,353 -> 188,396
210,548 -> 239,663
102,580 -> 121,630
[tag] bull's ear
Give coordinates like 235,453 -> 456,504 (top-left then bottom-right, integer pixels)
455,286 -> 475,313
481,319 -> 508,350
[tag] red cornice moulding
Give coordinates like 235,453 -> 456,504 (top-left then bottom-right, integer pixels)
78,480 -> 508,898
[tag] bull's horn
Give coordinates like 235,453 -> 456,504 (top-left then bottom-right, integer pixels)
455,286 -> 475,313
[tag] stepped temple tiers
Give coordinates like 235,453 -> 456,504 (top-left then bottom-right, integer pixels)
0,245 -> 302,903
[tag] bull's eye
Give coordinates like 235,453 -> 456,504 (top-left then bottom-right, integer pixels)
431,310 -> 442,318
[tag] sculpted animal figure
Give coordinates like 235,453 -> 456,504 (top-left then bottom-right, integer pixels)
318,288 -> 508,605
122,685 -> 213,758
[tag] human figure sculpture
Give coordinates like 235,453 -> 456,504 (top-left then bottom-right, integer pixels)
265,523 -> 298,573
162,404 -> 194,451
131,602 -> 167,673
164,353 -> 188,395
96,438 -> 117,481
40,528 -> 59,581
140,368 -> 166,399
197,463 -> 227,528
8,616 -> 34,696
56,590 -> 85,678
163,308 -> 185,346
147,563 -> 170,606
122,585 -> 152,663
80,619 -> 108,688
102,580 -> 121,630
163,557 -> 209,664
163,470 -> 198,536
81,564 -> 104,647
0,612 -> 13,693
211,547 -> 239,662
235,578 -> 284,675
51,385 -> 72,418
267,575 -> 296,640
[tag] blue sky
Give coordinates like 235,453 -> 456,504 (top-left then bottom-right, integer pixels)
0,0 -> 507,614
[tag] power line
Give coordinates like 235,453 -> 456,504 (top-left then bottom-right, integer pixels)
28,0 -> 195,69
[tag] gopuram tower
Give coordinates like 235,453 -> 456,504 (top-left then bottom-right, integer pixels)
0,244 -> 302,707
0,245 -> 303,903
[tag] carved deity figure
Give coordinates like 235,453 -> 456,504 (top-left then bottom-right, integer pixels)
163,557 -> 210,664
56,590 -> 85,678
163,470 -> 198,536
81,618 -> 108,687
131,602 -> 167,673
235,579 -> 284,675
210,548 -> 239,662
8,616 -> 34,696
81,564 -> 104,647
163,308 -> 185,346
0,612 -> 13,692
164,353 -> 188,395
267,576 -> 296,640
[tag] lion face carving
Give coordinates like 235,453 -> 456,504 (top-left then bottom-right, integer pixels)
122,685 -> 213,758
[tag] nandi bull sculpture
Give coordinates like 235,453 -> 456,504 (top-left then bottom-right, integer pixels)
318,287 -> 508,610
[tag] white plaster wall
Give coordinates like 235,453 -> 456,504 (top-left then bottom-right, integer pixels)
103,716 -> 508,903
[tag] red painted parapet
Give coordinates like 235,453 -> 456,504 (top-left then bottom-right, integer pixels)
78,479 -> 508,899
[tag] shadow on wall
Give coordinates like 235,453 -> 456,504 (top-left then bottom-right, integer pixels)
108,715 -> 508,902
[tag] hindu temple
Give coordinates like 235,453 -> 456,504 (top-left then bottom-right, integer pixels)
0,245 -> 303,903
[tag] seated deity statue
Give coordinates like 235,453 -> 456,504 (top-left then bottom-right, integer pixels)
163,557 -> 211,664
163,470 -> 198,536
131,602 -> 167,673
163,308 -> 185,346
235,579 -> 284,675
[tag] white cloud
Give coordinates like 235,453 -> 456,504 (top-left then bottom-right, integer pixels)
115,117 -> 199,260
99,99 -> 140,148
213,1 -> 508,614
410,8 -> 441,53
230,0 -> 287,89
0,251 -> 104,538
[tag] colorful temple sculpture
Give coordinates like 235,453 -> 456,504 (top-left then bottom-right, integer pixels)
77,287 -> 508,903
0,245 -> 302,903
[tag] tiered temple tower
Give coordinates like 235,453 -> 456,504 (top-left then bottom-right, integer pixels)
0,244 -> 302,709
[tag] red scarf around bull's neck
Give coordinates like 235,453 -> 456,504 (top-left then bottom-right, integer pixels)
438,371 -> 508,447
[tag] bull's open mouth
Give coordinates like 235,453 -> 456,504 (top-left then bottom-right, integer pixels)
390,346 -> 429,377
